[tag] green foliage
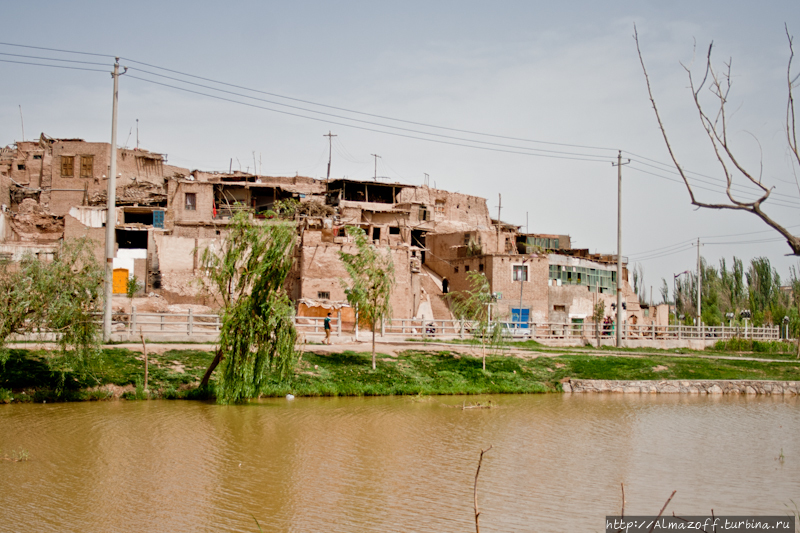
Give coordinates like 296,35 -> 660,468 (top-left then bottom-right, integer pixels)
199,210 -> 298,404
272,198 -> 300,218
447,271 -> 505,369
0,388 -> 12,403
338,226 -> 395,369
712,338 -> 795,354
126,275 -> 142,300
0,238 -> 103,375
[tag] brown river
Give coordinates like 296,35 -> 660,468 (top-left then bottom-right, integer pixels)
1,394 -> 798,532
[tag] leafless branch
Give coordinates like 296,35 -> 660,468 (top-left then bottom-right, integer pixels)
634,24 -> 800,255
474,445 -> 493,533
647,490 -> 677,533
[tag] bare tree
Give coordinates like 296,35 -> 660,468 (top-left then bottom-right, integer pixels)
634,24 -> 800,256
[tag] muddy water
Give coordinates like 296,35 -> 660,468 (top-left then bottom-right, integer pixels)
1,394 -> 798,532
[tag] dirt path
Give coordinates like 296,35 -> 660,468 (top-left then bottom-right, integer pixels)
8,340 -> 796,364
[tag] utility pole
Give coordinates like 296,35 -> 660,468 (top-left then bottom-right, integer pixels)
526,211 -> 529,234
497,194 -> 502,222
324,131 -> 337,182
19,105 -> 25,142
695,238 -> 703,332
136,118 -> 139,150
612,150 -> 630,347
371,153 -> 381,181
103,58 -> 127,342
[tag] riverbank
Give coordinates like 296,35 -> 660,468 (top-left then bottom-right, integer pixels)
2,344 -> 799,402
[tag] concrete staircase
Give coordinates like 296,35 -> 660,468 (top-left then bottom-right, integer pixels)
419,266 -> 454,321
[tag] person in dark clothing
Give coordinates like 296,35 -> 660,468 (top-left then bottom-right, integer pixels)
324,313 -> 332,345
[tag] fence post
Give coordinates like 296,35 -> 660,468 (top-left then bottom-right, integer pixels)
337,310 -> 342,337
131,306 -> 137,335
651,322 -> 655,340
188,308 -> 193,336
160,314 -> 165,331
678,324 -> 682,340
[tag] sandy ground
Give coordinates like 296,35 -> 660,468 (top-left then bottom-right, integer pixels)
6,338 -> 795,363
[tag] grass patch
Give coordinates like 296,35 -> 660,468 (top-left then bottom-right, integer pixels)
3,345 -> 799,402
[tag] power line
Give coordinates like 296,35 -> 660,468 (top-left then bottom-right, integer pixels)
628,155 -> 800,204
0,51 -> 112,67
124,65 -> 617,161
0,58 -> 109,73
124,74 -> 617,163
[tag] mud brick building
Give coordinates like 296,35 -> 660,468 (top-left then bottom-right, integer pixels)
0,132 -> 656,330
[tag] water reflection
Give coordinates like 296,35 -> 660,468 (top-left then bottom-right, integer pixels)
0,394 -> 797,532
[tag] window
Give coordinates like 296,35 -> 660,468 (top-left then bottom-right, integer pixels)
418,206 -> 429,221
435,200 -> 445,214
17,164 -> 25,170
80,155 -> 94,178
61,156 -> 74,177
454,266 -> 459,273
479,263 -> 484,272
372,227 -> 380,240
389,226 -> 400,235
317,291 -> 330,300
185,192 -> 197,211
33,154 -> 42,160
513,264 -> 528,282
554,305 -> 566,312
465,265 -> 470,272
153,210 -> 165,229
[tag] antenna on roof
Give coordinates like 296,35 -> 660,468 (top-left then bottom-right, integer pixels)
18,105 -> 24,142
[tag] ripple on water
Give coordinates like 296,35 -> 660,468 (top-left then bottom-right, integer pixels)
0,394 -> 798,532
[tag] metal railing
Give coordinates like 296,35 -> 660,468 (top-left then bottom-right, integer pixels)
41,310 -> 782,343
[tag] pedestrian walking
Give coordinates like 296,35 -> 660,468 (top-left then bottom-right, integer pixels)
324,312 -> 332,345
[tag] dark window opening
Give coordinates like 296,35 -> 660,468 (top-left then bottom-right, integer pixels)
553,305 -> 567,312
389,226 -> 400,235
465,265 -> 470,272
454,266 -> 459,274
372,227 -> 380,240
17,164 -> 25,170
411,229 -> 426,264
116,229 -> 147,249
124,211 -> 153,225
317,291 -> 330,300
479,263 -> 484,272
33,155 -> 42,160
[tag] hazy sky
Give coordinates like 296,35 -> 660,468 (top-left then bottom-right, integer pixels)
2,1 -> 799,302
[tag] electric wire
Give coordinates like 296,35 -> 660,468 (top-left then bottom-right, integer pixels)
0,51 -> 112,67
124,74 -> 617,163
628,155 -> 800,204
0,58 -> 109,73
626,164 -> 800,211
125,65 -> 618,161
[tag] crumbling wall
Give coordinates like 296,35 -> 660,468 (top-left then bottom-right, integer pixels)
63,214 -> 105,265
297,238 -> 415,319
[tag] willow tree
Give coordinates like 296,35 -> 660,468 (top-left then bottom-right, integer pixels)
199,211 -> 297,404
0,238 -> 103,378
338,226 -> 394,370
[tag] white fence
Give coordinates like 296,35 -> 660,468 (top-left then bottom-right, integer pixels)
102,310 -> 782,343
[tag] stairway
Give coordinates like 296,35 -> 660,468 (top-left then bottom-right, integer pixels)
419,266 -> 454,321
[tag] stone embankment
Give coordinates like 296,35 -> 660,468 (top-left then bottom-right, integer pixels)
564,379 -> 799,395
